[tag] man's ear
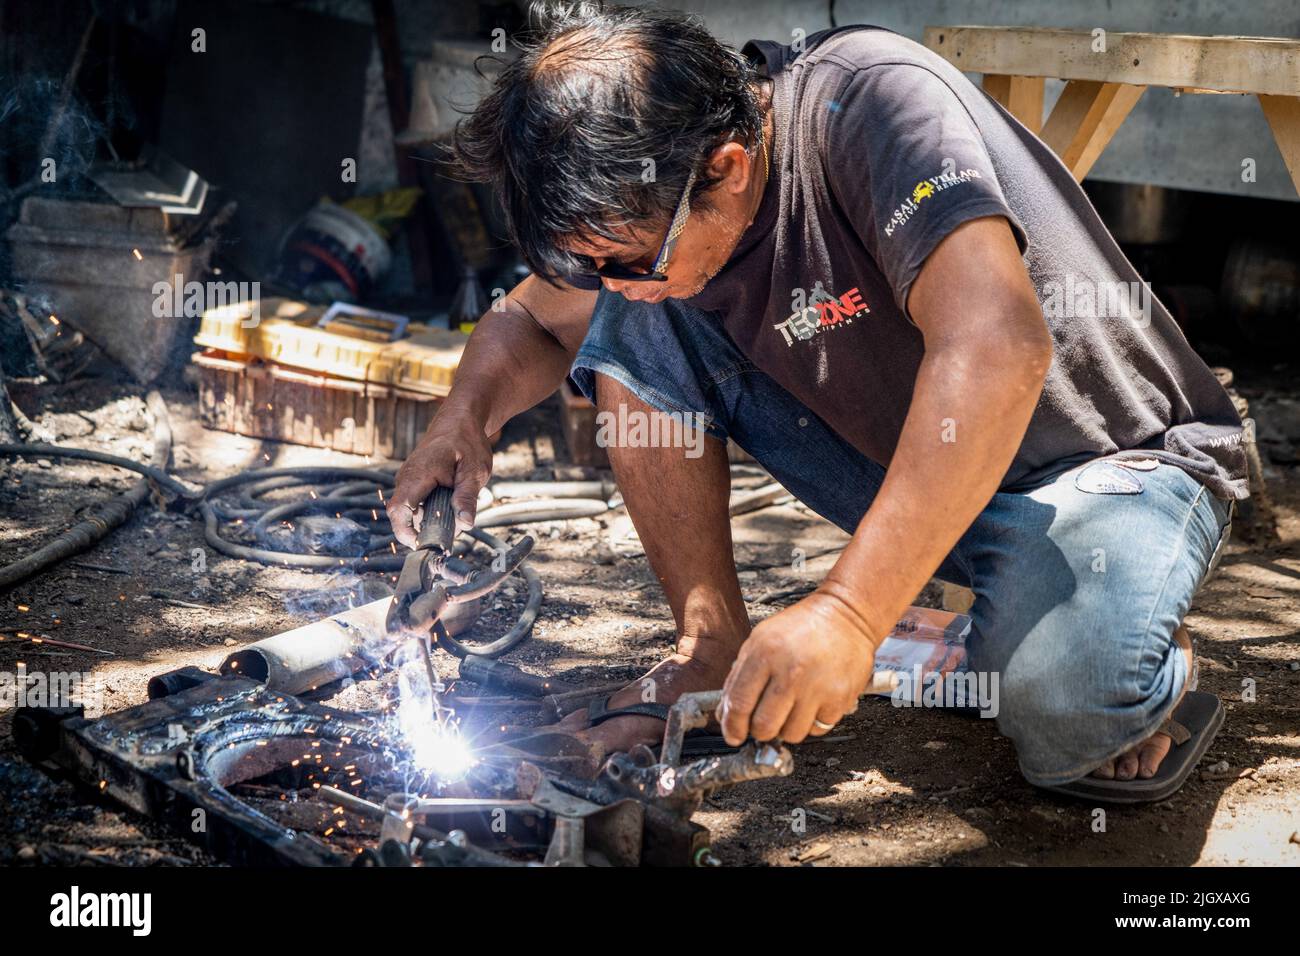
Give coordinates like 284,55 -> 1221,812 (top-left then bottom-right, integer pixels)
706,141 -> 755,195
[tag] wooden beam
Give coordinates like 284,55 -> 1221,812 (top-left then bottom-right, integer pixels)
924,26 -> 1300,97
1258,94 -> 1300,196
982,74 -> 1045,133
1040,80 -> 1145,180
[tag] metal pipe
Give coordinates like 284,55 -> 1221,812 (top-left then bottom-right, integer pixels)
147,665 -> 216,700
319,785 -> 444,843
488,480 -> 616,501
458,656 -> 577,696
219,595 -> 481,694
672,741 -> 794,798
318,786 -> 528,867
475,498 -> 609,527
660,690 -> 723,768
728,482 -> 793,516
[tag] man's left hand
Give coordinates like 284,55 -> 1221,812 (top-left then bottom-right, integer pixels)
720,588 -> 880,745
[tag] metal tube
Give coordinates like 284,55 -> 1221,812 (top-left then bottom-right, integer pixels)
475,499 -> 609,527
219,595 -> 480,694
728,482 -> 793,516
488,479 -> 616,501
672,742 -> 794,798
458,656 -> 577,696
661,690 -> 723,768
146,665 -> 216,700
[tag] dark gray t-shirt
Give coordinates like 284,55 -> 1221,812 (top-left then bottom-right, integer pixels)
676,27 -> 1247,499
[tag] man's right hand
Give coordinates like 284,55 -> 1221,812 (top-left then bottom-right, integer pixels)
388,408 -> 494,548
386,276 -> 598,548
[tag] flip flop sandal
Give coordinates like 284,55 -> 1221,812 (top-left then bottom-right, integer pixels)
1040,690 -> 1224,804
586,695 -> 739,758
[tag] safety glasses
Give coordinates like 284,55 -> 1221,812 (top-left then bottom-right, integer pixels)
575,128 -> 764,284
580,164 -> 699,283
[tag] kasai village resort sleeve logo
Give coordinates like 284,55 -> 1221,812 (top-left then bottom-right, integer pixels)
883,166 -> 984,237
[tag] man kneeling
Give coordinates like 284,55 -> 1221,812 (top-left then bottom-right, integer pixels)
389,5 -> 1244,802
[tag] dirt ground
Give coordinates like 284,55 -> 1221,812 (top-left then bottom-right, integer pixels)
1,367 -> 1297,867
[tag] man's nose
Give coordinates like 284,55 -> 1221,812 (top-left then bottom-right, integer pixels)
601,276 -> 640,298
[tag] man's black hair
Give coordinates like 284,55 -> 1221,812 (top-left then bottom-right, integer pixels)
452,2 -> 763,284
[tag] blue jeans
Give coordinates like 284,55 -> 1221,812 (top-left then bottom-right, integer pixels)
571,290 -> 1233,786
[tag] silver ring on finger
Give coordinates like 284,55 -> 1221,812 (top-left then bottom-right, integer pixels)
812,718 -> 836,732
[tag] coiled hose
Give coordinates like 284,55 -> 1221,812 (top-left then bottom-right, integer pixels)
5,416 -> 779,663
198,467 -> 550,658
0,444 -> 562,659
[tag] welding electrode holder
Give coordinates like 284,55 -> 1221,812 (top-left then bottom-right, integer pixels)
417,485 -> 458,554
387,486 -> 539,637
386,486 -> 458,632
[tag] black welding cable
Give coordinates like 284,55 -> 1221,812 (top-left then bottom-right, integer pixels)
199,466 -> 406,568
198,472 -> 653,660
202,468 -> 610,569
202,465 -> 396,499
21,456 -> 551,652
0,392 -> 176,591
4,442 -> 545,651
197,469 -> 481,580
229,475 -> 330,515
433,528 -> 542,659
249,495 -> 395,538
0,441 -> 200,498
199,499 -> 407,572
232,475 -> 392,515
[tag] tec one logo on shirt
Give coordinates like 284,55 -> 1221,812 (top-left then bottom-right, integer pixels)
884,165 -> 984,237
773,284 -> 870,346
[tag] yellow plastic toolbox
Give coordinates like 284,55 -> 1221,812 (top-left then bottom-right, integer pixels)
193,298 -> 468,397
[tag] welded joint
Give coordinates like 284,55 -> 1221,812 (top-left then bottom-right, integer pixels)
380,793 -> 419,847
660,690 -> 723,768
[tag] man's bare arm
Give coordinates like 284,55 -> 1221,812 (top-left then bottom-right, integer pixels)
720,215 -> 1051,745
443,276 -> 597,435
388,276 -> 597,545
822,215 -> 1052,640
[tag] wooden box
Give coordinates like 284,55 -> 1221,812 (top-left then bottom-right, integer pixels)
193,349 -> 439,460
